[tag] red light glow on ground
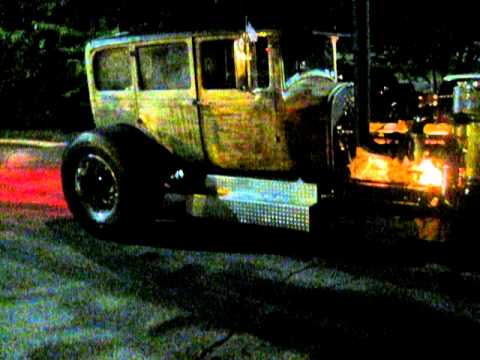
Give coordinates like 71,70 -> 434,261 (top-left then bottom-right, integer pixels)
0,166 -> 68,209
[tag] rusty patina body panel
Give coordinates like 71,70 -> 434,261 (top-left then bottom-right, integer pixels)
86,34 -> 205,162
85,30 -> 342,178
195,33 -> 298,171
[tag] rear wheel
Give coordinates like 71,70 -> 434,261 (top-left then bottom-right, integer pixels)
71,151 -> 121,226
62,126 -> 170,239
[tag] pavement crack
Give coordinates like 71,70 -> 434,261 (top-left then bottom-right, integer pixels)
194,330 -> 235,359
283,260 -> 321,282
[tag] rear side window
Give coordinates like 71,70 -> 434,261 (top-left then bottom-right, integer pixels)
138,42 -> 191,90
93,47 -> 131,91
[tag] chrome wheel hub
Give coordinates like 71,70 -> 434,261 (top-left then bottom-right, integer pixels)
74,154 -> 119,222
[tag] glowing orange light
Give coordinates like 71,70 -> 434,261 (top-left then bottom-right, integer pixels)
458,167 -> 466,188
369,120 -> 411,135
217,186 -> 230,196
414,158 -> 443,187
348,147 -> 390,183
349,147 -> 444,190
424,139 -> 446,145
423,123 -> 453,136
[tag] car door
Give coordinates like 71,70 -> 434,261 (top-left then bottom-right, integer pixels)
134,37 -> 204,163
195,34 -> 289,171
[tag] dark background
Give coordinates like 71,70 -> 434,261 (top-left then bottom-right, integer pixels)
0,0 -> 479,131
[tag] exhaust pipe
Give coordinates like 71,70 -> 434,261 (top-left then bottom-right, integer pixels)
352,0 -> 385,153
352,0 -> 370,148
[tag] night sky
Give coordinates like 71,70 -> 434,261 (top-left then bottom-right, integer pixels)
114,0 -> 479,40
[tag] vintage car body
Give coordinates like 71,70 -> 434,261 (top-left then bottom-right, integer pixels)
61,30 -> 476,238
59,29 -> 355,235
85,30 -> 349,177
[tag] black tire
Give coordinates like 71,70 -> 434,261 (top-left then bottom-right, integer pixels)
61,125 -> 173,239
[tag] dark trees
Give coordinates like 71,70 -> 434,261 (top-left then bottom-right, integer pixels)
0,0 -> 478,130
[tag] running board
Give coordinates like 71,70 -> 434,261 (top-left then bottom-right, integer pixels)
185,175 -> 318,232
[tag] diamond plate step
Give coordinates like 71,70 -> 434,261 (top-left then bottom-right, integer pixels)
186,175 -> 318,232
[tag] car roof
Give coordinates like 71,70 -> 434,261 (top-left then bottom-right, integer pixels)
88,33 -> 193,50
87,30 -> 277,51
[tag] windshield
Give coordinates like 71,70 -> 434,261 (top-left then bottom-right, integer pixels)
281,31 -> 337,82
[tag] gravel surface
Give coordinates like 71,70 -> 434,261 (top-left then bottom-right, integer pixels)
0,142 -> 479,357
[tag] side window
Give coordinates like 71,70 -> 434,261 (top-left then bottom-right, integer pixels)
138,42 -> 191,90
93,47 -> 131,91
201,40 -> 236,89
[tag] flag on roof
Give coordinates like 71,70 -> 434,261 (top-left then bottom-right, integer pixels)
246,22 -> 257,43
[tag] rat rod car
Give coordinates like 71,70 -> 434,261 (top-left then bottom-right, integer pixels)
61,29 -> 480,238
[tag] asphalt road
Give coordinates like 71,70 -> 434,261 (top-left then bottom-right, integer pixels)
1,142 -> 480,358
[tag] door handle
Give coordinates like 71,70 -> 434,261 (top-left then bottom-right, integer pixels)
182,99 -> 201,106
192,99 -> 209,107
